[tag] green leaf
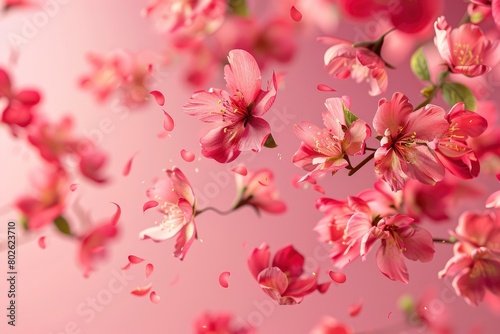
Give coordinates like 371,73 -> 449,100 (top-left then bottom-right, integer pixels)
441,82 -> 476,111
228,0 -> 248,17
420,85 -> 435,99
54,216 -> 71,236
342,103 -> 359,128
264,133 -> 278,148
410,48 -> 430,82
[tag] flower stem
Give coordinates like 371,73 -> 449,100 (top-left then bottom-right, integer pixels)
414,70 -> 450,110
348,152 -> 376,176
195,207 -> 234,216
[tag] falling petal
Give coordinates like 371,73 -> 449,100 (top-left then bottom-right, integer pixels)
121,262 -> 132,270
219,271 -> 230,288
169,274 -> 180,286
38,236 -> 46,249
349,300 -> 363,317
290,6 -> 302,22
387,311 -> 392,318
231,166 -> 248,176
122,154 -> 137,176
110,202 -> 121,226
143,200 -> 159,213
180,149 -> 195,162
147,64 -> 153,74
130,283 -> 153,296
150,291 -> 160,304
70,184 -> 78,192
150,90 -> 165,106
317,84 -> 336,92
163,110 -> 174,131
157,131 -> 169,139
146,263 -> 154,279
128,255 -> 145,264
317,282 -> 331,293
313,185 -> 325,194
329,270 -> 347,284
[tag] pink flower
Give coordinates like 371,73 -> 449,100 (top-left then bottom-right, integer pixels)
309,316 -> 353,334
233,168 -> 286,214
434,16 -> 500,77
373,92 -> 449,191
293,96 -> 371,181
27,116 -> 108,183
183,49 -> 277,163
469,0 -> 500,28
79,206 -> 120,277
80,50 -> 161,107
14,167 -> 67,230
435,102 -> 488,179
367,214 -> 435,283
193,311 -> 255,334
319,37 -> 388,96
314,196 -> 376,269
247,243 -> 318,305
139,167 -> 197,260
142,0 -> 226,34
0,67 -> 41,131
439,210 -> 500,305
486,190 -> 500,209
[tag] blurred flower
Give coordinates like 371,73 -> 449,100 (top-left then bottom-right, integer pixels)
193,311 -> 255,334
435,102 -> 488,179
142,0 -> 226,35
247,243 -> 318,305
309,316 -> 353,334
434,16 -> 500,77
139,167 -> 197,260
469,0 -> 500,28
14,167 -> 67,230
2,0 -> 36,11
183,49 -> 277,163
319,37 -> 388,96
233,168 -> 286,214
293,96 -> 371,182
373,92 -> 448,191
79,206 -> 120,277
80,50 -> 162,107
486,190 -> 500,208
27,116 -> 108,183
0,67 -> 41,132
439,210 -> 500,305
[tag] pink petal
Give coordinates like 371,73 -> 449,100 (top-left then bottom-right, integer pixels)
128,255 -> 145,264
349,300 -> 363,317
146,263 -> 154,279
110,202 -> 121,226
313,185 -> 325,194
387,311 -> 392,318
149,291 -> 160,304
163,110 -> 174,131
317,84 -> 336,92
122,154 -> 137,176
328,270 -> 347,284
231,166 -> 248,176
38,236 -> 46,249
317,282 -> 331,293
143,200 -> 159,212
290,6 -> 303,22
224,49 -> 261,103
219,271 -> 230,288
69,184 -> 78,192
157,131 -> 169,139
180,149 -> 195,162
150,90 -> 165,106
130,283 -> 153,296
121,262 -> 132,270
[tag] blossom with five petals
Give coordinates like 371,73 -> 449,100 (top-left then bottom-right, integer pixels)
183,49 -> 277,163
293,97 -> 371,182
139,167 -> 197,260
434,16 -> 500,77
373,92 -> 449,191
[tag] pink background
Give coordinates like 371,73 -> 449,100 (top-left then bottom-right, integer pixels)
0,0 -> 499,333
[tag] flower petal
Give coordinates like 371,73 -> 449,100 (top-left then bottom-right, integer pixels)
219,271 -> 230,288
224,49 -> 261,103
